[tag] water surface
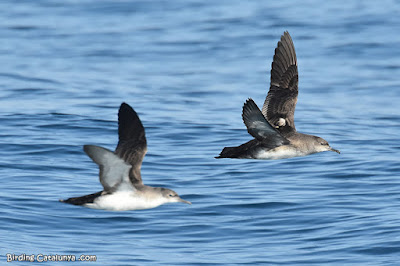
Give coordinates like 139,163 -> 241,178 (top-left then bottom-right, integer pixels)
1,1 -> 400,265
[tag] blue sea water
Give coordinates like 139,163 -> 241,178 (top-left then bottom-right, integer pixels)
1,0 -> 400,265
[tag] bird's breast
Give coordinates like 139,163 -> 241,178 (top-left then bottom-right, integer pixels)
254,145 -> 304,160
84,191 -> 165,211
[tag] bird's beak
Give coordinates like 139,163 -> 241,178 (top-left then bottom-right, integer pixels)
179,198 -> 192,205
330,147 -> 340,154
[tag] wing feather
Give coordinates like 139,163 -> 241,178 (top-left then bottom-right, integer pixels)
262,31 -> 298,136
115,102 -> 147,185
242,98 -> 289,148
84,145 -> 132,192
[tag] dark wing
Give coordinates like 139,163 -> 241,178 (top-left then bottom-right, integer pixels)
242,98 -> 289,148
262,31 -> 298,136
115,102 -> 147,185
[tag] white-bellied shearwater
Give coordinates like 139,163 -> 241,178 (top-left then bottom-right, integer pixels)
60,103 -> 191,211
216,31 -> 340,160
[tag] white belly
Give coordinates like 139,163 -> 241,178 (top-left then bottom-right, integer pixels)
84,191 -> 166,211
255,145 -> 305,160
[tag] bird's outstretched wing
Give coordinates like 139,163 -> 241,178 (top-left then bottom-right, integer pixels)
262,31 -> 298,136
115,102 -> 147,185
84,145 -> 132,192
242,98 -> 289,148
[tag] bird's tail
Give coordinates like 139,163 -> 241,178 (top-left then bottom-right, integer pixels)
215,146 -> 241,159
59,191 -> 103,206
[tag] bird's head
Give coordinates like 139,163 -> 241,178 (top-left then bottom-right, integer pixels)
312,136 -> 340,154
160,188 -> 191,205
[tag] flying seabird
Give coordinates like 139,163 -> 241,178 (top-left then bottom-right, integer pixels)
60,103 -> 191,211
216,31 -> 340,160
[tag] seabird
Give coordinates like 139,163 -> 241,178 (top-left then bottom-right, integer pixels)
60,103 -> 191,211
216,31 -> 340,160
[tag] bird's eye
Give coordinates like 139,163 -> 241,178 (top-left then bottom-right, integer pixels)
169,194 -> 176,197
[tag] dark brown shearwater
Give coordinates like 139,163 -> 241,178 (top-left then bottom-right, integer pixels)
216,31 -> 340,160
